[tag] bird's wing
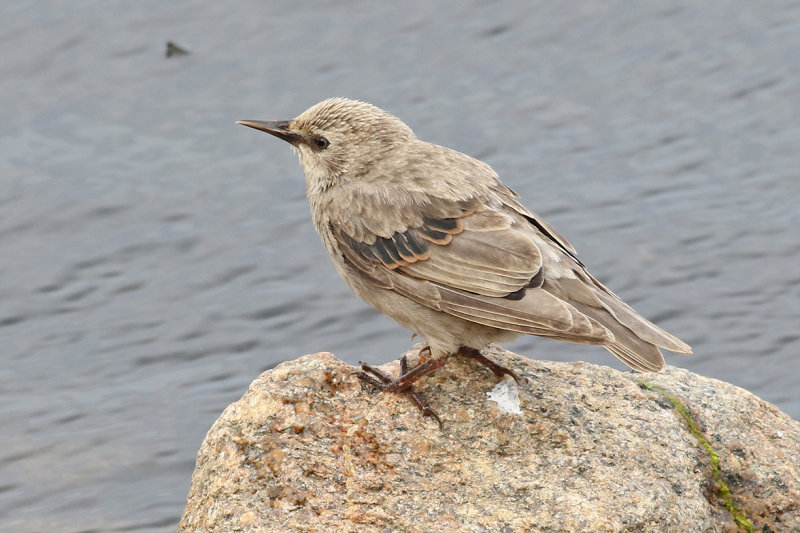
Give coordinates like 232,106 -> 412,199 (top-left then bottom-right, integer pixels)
331,204 -> 613,344
487,178 -> 580,259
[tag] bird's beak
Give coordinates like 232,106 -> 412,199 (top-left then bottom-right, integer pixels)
236,119 -> 304,146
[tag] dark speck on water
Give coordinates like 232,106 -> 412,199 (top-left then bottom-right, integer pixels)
1,2 -> 799,531
165,41 -> 189,58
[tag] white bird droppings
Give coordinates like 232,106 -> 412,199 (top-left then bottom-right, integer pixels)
487,377 -> 522,415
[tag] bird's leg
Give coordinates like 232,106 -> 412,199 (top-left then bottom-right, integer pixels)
357,349 -> 449,427
358,354 -> 446,392
458,346 -> 519,383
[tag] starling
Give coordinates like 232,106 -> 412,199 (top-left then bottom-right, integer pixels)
238,98 -> 692,425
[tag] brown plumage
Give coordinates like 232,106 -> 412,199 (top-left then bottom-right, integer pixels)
238,98 -> 692,423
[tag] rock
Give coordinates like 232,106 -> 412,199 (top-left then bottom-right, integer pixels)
179,346 -> 799,532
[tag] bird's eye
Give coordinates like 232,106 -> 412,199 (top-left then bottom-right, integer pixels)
313,136 -> 330,150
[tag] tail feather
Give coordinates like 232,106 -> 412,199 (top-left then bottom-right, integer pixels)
573,302 -> 666,371
605,343 -> 663,373
543,276 -> 691,372
589,277 -> 692,354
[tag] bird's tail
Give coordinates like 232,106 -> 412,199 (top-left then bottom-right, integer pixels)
554,276 -> 692,372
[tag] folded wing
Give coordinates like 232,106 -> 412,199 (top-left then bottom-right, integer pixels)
333,206 -> 615,348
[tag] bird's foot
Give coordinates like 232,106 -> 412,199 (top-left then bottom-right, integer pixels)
357,354 -> 447,428
458,346 -> 519,383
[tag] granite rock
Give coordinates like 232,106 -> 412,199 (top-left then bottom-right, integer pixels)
179,346 -> 799,532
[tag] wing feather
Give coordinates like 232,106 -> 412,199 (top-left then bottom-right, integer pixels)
332,209 -> 614,343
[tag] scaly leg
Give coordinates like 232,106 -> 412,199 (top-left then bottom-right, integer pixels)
358,348 -> 448,427
457,346 -> 519,383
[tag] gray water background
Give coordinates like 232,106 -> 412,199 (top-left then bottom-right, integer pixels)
2,1 -> 799,531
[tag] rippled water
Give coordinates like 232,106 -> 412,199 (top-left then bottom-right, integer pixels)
2,1 -> 799,531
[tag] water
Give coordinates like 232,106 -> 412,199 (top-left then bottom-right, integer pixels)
1,1 -> 798,531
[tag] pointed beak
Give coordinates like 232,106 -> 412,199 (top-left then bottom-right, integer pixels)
236,119 -> 304,145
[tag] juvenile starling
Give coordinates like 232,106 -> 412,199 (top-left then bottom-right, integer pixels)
238,98 -> 692,424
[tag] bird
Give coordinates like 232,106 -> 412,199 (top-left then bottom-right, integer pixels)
237,98 -> 692,425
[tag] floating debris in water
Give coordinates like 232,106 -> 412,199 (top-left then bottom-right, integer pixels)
166,41 -> 189,58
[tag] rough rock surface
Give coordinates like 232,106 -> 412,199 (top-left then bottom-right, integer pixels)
179,346 -> 799,532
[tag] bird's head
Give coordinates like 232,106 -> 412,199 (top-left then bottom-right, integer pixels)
238,98 -> 416,192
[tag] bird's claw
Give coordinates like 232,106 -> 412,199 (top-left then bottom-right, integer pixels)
357,356 -> 446,428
